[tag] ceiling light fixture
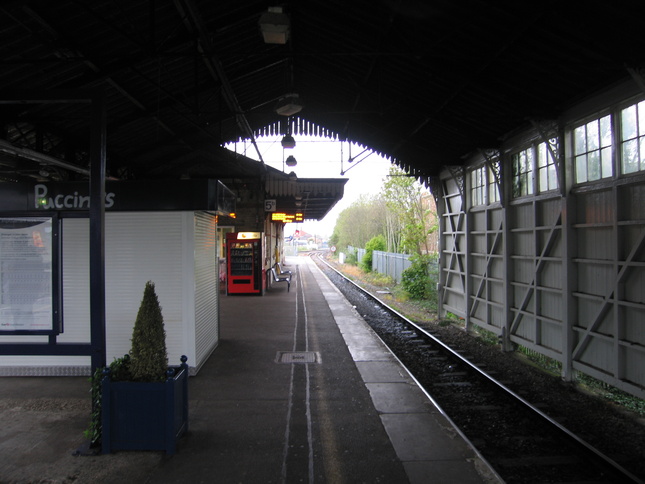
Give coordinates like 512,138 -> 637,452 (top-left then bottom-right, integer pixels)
281,134 -> 296,149
285,155 -> 297,167
259,7 -> 290,44
275,93 -> 302,116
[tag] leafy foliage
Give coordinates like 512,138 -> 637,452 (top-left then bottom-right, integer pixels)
401,254 -> 435,299
361,234 -> 386,272
344,252 -> 358,266
84,354 -> 134,446
130,281 -> 168,382
383,166 -> 438,255
84,282 -> 169,446
85,366 -> 104,446
333,194 -> 387,249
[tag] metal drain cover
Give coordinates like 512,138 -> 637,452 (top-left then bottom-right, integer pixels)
276,351 -> 320,364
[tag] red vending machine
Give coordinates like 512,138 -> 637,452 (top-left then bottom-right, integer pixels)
226,232 -> 265,295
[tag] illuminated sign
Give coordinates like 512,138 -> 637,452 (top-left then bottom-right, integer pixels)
271,212 -> 304,223
237,232 -> 262,240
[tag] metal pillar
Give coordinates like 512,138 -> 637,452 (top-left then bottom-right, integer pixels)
89,92 -> 107,373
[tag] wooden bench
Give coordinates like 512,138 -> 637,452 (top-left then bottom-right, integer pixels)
269,266 -> 291,291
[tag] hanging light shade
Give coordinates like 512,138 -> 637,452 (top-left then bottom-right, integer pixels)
285,155 -> 297,167
275,93 -> 302,116
281,134 -> 296,149
259,7 -> 290,44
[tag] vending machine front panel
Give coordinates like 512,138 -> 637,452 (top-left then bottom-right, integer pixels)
226,233 -> 263,294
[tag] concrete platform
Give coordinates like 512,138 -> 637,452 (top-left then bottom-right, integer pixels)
0,256 -> 500,483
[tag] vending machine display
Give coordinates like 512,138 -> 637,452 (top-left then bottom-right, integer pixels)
226,232 -> 265,294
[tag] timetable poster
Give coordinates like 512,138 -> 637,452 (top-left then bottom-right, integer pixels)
0,218 -> 53,332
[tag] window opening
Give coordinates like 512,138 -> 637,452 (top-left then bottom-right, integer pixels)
512,148 -> 534,198
487,165 -> 500,203
537,139 -> 558,192
574,115 -> 613,183
620,100 -> 645,175
470,166 -> 485,207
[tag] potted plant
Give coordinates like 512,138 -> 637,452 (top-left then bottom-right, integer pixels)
98,281 -> 189,454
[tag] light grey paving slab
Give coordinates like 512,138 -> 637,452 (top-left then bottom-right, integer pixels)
380,413 -> 473,461
340,332 -> 386,348
404,460 -> 489,484
365,382 -> 434,413
355,361 -> 412,383
334,315 -> 366,330
347,346 -> 394,362
327,303 -> 351,313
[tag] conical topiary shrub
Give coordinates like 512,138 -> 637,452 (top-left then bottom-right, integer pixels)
129,281 -> 168,382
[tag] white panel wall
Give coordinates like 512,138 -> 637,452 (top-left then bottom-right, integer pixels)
193,211 -> 219,371
103,212 -> 185,363
0,211 -> 220,375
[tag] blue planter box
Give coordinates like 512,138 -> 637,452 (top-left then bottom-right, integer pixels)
101,356 -> 189,454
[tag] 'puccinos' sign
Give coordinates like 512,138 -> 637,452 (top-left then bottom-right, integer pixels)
34,184 -> 115,210
0,180 -> 234,214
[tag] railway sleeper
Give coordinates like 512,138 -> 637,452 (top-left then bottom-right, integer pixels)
433,381 -> 472,387
491,455 -> 583,467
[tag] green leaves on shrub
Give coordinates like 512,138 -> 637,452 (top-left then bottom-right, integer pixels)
129,281 -> 168,382
401,254 -> 433,300
361,235 -> 386,272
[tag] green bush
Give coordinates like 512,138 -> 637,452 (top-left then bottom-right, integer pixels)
361,235 -> 386,272
401,254 -> 433,299
85,281 -> 169,446
130,281 -> 168,382
345,252 -> 358,265
85,354 -> 134,447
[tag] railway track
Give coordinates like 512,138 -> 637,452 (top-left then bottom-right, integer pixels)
311,253 -> 644,484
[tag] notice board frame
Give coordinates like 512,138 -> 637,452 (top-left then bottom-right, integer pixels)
0,213 -> 62,336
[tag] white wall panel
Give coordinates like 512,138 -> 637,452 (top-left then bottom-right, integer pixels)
1,211 -> 220,375
193,211 -> 219,370
103,213 -> 184,362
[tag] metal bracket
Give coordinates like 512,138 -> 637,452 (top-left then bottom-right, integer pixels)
627,66 -> 645,95
478,149 -> 503,207
446,165 -> 465,203
530,119 -> 563,196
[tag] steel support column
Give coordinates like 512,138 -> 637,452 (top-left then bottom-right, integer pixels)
89,91 -> 107,373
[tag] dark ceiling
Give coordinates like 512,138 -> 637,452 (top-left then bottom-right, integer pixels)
2,1 -> 644,190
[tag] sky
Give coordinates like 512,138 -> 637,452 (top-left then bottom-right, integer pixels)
225,135 -> 394,238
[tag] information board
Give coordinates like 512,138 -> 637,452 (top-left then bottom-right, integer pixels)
0,218 -> 53,332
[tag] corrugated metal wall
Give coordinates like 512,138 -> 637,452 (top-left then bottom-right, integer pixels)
193,211 -> 219,370
102,213 -> 185,362
438,84 -> 645,398
0,211 -> 221,375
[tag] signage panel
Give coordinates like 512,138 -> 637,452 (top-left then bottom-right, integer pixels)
0,179 -> 236,215
0,218 -> 53,332
271,212 -> 303,223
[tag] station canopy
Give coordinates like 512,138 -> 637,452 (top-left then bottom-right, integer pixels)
1,1 -> 644,203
